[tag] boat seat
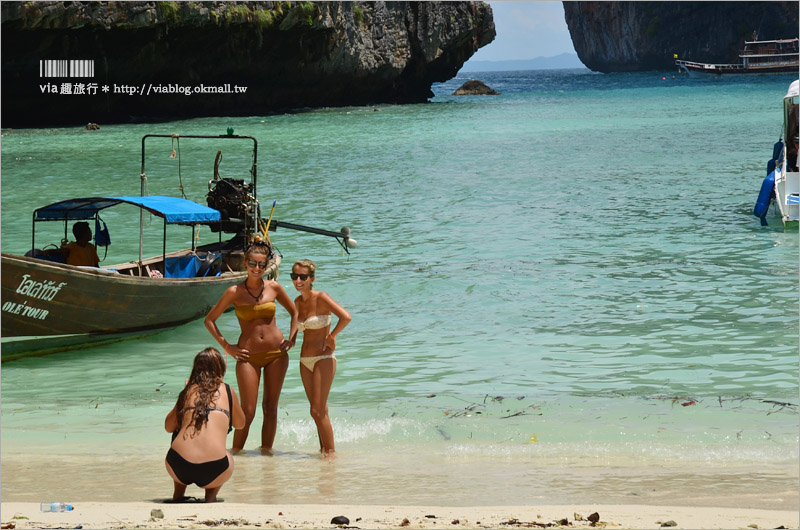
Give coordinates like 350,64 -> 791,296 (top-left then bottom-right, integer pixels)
25,248 -> 66,263
34,253 -> 66,264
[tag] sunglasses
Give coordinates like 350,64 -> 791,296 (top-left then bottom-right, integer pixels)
290,273 -> 313,281
246,259 -> 268,269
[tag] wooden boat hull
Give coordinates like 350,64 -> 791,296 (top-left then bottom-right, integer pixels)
1,252 -> 278,361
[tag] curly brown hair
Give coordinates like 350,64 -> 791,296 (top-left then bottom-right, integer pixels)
174,347 -> 226,436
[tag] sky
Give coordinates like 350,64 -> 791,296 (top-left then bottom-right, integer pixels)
469,1 -> 577,61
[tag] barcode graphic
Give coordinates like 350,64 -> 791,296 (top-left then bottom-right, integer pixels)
40,60 -> 94,78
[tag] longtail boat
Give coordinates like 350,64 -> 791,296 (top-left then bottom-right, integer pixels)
1,133 -> 354,361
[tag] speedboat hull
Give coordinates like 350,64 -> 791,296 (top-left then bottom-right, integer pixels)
774,168 -> 800,224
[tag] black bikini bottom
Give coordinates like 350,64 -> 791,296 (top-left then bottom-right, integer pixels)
166,448 -> 230,487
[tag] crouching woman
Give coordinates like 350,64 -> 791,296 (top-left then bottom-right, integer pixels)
164,347 -> 245,502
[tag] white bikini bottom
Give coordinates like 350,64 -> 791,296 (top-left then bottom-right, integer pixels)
299,354 -> 336,372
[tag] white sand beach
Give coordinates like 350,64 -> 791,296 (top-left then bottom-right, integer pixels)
1,502 -> 797,530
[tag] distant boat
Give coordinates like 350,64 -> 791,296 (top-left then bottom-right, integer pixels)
676,38 -> 799,76
753,80 -> 800,226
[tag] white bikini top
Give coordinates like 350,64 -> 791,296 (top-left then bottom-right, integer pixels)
298,314 -> 331,332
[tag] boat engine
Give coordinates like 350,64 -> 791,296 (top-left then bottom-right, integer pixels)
207,177 -> 254,234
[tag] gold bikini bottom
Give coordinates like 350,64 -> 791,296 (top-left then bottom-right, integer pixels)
245,350 -> 286,368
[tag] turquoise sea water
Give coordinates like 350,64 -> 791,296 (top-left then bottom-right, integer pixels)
2,69 -> 798,509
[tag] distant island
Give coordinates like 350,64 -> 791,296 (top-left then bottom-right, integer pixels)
564,1 -> 797,72
459,52 -> 586,72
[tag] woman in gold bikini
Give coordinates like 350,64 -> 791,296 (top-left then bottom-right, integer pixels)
289,259 -> 351,456
205,241 -> 297,453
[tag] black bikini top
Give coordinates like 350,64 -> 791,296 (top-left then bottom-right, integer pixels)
178,383 -> 233,433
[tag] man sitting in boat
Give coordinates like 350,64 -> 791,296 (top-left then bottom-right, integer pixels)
62,221 -> 100,267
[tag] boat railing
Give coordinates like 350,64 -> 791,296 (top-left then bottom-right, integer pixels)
741,51 -> 798,58
677,58 -> 796,71
675,59 -> 743,70
140,133 -> 260,261
741,41 -> 799,54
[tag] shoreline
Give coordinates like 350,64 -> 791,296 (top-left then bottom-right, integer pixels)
1,502 -> 797,530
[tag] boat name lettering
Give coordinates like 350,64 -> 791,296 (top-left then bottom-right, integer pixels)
15,275 -> 67,301
2,300 -> 49,320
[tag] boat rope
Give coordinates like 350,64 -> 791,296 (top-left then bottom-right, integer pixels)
140,171 -> 148,194
139,171 -> 153,226
138,171 -> 154,227
171,134 -> 187,199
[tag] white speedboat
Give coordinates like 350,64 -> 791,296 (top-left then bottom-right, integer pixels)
753,80 -> 799,226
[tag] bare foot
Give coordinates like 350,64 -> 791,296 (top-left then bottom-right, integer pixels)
259,446 -> 274,456
204,486 -> 221,503
172,481 -> 187,501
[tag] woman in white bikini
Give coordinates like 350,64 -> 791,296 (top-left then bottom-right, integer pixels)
289,259 -> 351,456
205,240 -> 297,453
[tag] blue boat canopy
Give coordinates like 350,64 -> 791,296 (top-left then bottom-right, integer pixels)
34,196 -> 221,224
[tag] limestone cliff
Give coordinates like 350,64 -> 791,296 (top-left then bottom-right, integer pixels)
563,1 -> 798,72
1,1 -> 495,127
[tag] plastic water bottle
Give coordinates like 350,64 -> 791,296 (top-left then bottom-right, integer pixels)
40,502 -> 73,512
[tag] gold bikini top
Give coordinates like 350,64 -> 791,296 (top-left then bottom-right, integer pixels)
235,301 -> 276,321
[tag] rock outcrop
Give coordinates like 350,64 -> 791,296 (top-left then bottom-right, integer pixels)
563,1 -> 799,72
453,80 -> 499,95
1,1 -> 495,127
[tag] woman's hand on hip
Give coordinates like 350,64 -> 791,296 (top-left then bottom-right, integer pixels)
225,344 -> 250,362
324,334 -> 337,353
